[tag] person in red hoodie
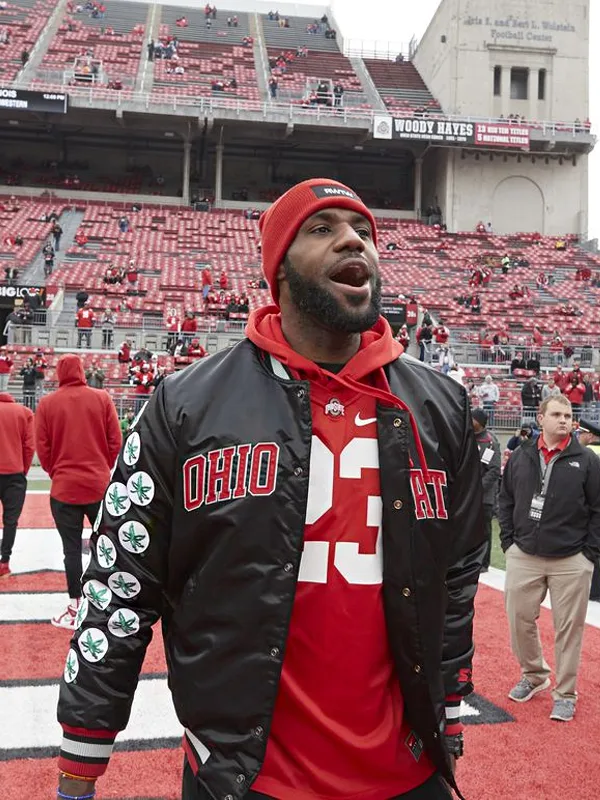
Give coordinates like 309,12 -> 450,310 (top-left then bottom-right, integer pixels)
0,345 -> 13,392
180,309 -> 197,345
564,375 -> 586,418
35,354 -> 121,628
55,179 -> 484,800
132,362 -> 154,412
432,321 -> 449,346
0,392 -> 34,577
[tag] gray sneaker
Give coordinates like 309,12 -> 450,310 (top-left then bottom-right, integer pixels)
508,677 -> 551,702
550,699 -> 575,722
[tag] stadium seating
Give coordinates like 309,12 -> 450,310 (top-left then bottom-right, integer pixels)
267,48 -> 369,109
34,0 -> 147,94
0,196 -> 67,271
261,14 -> 340,53
151,9 -> 260,105
47,204 -> 265,328
363,59 -> 442,115
0,0 -> 55,83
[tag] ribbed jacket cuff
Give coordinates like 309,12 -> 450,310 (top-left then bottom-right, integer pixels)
58,725 -> 118,779
444,694 -> 463,736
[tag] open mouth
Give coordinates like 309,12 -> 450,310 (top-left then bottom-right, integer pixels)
329,261 -> 370,288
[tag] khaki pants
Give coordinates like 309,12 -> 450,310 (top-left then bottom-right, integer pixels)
505,545 -> 594,701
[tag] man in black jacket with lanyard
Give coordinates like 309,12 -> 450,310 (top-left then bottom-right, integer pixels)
56,179 -> 485,800
499,395 -> 600,723
471,408 -> 501,572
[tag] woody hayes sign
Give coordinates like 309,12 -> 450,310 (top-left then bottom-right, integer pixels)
373,115 -> 530,150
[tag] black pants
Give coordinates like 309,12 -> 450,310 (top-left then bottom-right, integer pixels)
591,563 -> 600,600
78,329 -> 92,348
182,761 -> 451,800
0,473 -> 27,561
482,504 -> 494,569
50,498 -> 101,598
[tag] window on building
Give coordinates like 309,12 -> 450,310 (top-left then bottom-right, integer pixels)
538,69 -> 546,100
493,66 -> 502,96
510,67 -> 528,100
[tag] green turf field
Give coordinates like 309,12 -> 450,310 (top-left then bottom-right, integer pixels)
490,519 -> 506,570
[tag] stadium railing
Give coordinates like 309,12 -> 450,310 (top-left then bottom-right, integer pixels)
2,389 -> 549,432
5,323 -> 246,352
449,343 -> 599,369
19,82 -> 595,136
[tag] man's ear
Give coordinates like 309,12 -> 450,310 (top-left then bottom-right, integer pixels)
276,260 -> 286,281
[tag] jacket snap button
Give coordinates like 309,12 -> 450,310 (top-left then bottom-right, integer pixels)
294,466 -> 303,476
283,562 -> 293,573
224,795 -> 233,800
402,587 -> 411,597
270,647 -> 280,658
236,774 -> 245,784
413,664 -> 422,674
393,500 -> 403,510
253,725 -> 264,738
296,388 -> 305,398
433,732 -> 439,739
393,418 -> 402,428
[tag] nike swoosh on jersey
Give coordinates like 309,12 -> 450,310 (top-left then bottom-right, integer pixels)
355,413 -> 377,427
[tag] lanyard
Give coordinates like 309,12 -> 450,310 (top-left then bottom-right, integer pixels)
538,451 -> 560,496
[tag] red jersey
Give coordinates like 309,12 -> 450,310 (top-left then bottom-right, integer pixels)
166,315 -> 180,332
181,317 -> 197,333
432,326 -> 449,345
77,308 -> 95,329
252,316 -> 435,800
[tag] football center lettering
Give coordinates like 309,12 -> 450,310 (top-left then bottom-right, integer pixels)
183,442 -> 279,510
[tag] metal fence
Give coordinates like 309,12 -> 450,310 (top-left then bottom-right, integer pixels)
14,82 -> 595,137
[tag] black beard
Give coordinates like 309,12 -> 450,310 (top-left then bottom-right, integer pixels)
283,255 -> 382,334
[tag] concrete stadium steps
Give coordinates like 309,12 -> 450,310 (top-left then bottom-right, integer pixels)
160,5 -> 251,44
261,14 -> 339,53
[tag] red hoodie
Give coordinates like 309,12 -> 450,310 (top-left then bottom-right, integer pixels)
0,393 -> 34,474
35,354 -> 121,503
246,307 -> 436,800
0,353 -> 13,374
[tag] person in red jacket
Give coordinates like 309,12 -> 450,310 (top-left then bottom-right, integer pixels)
201,268 -> 212,300
219,269 -> 229,290
395,324 -> 410,350
552,365 -> 569,392
35,354 -> 121,628
564,376 -> 586,418
76,301 -> 95,349
0,345 -> 13,392
432,322 -> 449,345
187,338 -> 207,359
117,338 -> 132,363
132,363 -> 154,412
0,393 -> 34,577
180,310 -> 197,344
165,308 -> 180,352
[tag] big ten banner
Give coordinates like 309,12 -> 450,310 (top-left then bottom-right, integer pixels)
0,285 -> 47,306
475,122 -> 530,150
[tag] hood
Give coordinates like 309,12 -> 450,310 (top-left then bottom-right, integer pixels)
246,306 -> 431,479
0,393 -> 15,403
57,354 -> 86,387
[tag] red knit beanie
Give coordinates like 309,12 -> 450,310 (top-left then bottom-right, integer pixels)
259,178 -> 377,304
